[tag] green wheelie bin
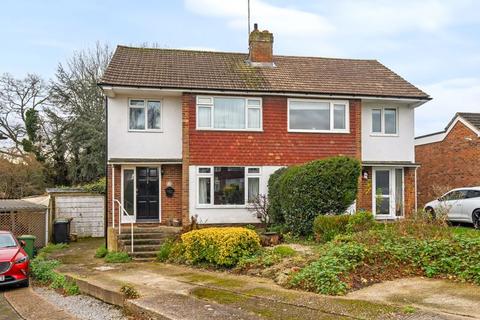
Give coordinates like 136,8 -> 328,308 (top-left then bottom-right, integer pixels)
18,235 -> 36,258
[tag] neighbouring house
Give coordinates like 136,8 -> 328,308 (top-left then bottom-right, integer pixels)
99,24 -> 431,232
415,112 -> 480,206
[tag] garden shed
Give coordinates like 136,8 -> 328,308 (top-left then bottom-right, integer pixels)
47,188 -> 104,238
0,199 -> 48,248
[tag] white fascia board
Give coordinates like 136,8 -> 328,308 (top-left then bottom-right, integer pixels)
100,85 -> 429,105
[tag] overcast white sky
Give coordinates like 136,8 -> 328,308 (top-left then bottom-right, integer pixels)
1,0 -> 479,135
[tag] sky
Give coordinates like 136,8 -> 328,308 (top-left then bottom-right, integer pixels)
1,0 -> 479,136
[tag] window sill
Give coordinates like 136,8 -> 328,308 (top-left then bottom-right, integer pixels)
128,129 -> 164,133
196,128 -> 263,132
370,133 -> 399,137
288,129 -> 350,134
196,204 -> 249,209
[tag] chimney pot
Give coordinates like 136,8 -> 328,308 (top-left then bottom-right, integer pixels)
248,23 -> 274,66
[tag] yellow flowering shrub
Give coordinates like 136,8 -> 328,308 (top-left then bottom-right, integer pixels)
181,227 -> 261,267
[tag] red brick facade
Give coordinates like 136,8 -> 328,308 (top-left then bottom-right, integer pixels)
416,121 -> 480,206
187,95 -> 362,165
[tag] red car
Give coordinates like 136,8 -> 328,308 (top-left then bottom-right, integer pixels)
0,231 -> 29,287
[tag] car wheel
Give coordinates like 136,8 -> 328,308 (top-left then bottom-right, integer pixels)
473,209 -> 480,229
425,207 -> 435,219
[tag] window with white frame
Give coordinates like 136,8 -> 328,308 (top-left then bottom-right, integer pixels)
371,107 -> 397,134
197,166 -> 261,206
288,99 -> 349,132
129,99 -> 162,130
196,96 -> 262,130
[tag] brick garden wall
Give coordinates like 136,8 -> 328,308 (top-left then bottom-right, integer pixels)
416,121 -> 480,206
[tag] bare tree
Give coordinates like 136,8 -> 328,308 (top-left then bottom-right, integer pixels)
0,73 -> 49,157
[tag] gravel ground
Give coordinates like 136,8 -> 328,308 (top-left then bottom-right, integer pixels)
33,287 -> 128,320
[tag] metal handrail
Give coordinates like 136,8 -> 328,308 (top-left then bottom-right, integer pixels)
113,199 -> 134,253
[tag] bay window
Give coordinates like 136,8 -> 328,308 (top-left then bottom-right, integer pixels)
129,99 -> 162,131
196,96 -> 262,130
372,107 -> 397,135
197,166 -> 261,206
288,99 -> 349,132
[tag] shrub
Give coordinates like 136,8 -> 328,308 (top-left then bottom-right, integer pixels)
94,245 -> 108,258
30,256 -> 79,295
272,245 -> 296,258
120,283 -> 140,299
290,242 -> 366,295
104,251 -> 131,263
81,177 -> 106,194
157,239 -> 175,262
346,211 -> 375,233
313,214 -> 350,243
181,227 -> 261,267
277,157 -> 361,236
267,167 -> 288,225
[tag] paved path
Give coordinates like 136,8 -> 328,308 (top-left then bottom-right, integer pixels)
0,291 -> 22,320
4,287 -> 77,320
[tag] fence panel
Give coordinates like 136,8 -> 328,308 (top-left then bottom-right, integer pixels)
0,211 -> 47,248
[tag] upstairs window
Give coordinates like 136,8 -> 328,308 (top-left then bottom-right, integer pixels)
372,107 -> 397,135
196,96 -> 262,130
288,99 -> 349,132
129,99 -> 162,131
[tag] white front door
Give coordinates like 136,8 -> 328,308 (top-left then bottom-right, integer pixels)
373,168 -> 404,218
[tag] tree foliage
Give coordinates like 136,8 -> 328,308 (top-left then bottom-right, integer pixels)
0,42 -> 112,196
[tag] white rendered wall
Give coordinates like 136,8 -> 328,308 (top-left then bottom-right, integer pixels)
189,165 -> 283,224
361,102 -> 415,163
107,95 -> 182,160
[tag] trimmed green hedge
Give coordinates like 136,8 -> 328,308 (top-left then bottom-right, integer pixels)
267,167 -> 288,225
275,157 -> 361,236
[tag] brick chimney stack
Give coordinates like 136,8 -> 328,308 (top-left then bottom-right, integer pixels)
247,23 -> 275,67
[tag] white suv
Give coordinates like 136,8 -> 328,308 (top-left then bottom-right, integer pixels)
424,187 -> 480,229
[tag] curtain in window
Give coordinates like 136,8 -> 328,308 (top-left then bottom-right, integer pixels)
199,177 -> 211,204
395,169 -> 403,216
198,106 -> 211,127
129,108 -> 145,130
289,101 -> 330,130
214,98 -> 245,129
248,177 -> 260,202
333,104 -> 346,129
385,109 -> 397,134
147,101 -> 161,129
248,108 -> 261,128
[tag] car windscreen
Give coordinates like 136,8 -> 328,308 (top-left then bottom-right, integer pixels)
0,234 -> 17,248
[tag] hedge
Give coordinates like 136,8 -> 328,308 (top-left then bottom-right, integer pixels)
267,167 -> 288,225
275,157 -> 361,236
181,227 -> 261,267
313,211 -> 375,242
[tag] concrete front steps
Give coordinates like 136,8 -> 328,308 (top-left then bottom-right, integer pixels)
118,225 -> 180,261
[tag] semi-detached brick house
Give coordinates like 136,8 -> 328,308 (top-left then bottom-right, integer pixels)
415,113 -> 480,207
99,24 -> 431,231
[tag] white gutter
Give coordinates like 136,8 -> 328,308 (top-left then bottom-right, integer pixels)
100,85 -> 430,106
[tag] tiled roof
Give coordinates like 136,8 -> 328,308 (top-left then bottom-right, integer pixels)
100,46 -> 430,100
458,112 -> 480,131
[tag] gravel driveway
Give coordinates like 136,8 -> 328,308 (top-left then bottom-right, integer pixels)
33,287 -> 128,320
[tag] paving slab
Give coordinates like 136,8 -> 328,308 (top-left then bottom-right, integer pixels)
0,291 -> 22,320
345,277 -> 480,320
4,287 -> 77,320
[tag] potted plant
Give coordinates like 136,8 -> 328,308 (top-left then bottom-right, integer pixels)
247,194 -> 281,246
